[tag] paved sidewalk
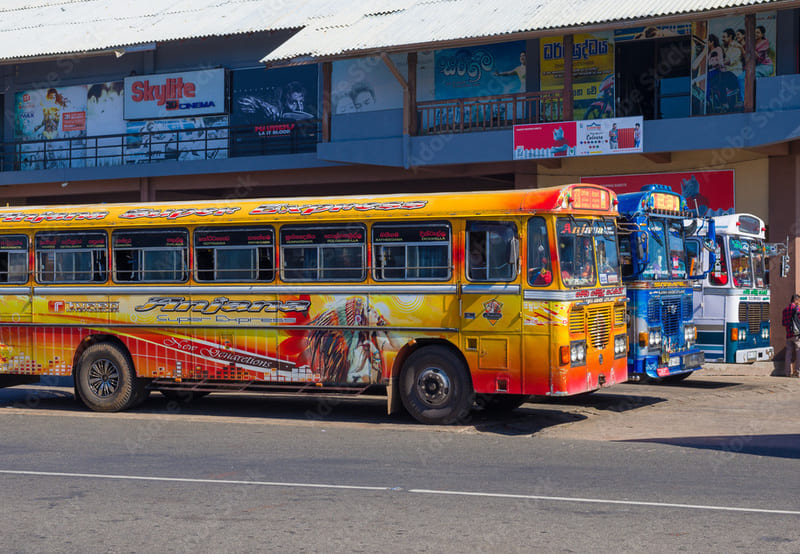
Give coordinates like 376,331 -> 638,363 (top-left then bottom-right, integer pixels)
699,361 -> 783,377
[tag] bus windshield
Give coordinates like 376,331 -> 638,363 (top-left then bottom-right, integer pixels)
642,218 -> 686,280
730,237 -> 766,288
556,218 -> 620,287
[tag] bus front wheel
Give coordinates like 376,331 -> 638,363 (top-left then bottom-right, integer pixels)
75,343 -> 142,412
400,346 -> 473,425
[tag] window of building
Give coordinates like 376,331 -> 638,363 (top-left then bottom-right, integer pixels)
195,227 -> 274,282
372,222 -> 451,281
466,221 -> 518,282
0,235 -> 29,284
280,224 -> 366,282
36,231 -> 107,283
113,229 -> 189,282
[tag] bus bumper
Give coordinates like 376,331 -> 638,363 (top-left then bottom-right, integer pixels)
628,350 -> 704,381
734,346 -> 774,363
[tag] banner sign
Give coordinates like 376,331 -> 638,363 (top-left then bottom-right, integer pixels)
580,169 -> 735,216
124,69 -> 226,120
513,116 -> 643,159
540,32 -> 614,119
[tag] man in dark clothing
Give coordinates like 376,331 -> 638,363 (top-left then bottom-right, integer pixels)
781,294 -> 800,377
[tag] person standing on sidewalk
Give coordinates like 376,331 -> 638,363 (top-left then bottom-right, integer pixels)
781,294 -> 800,377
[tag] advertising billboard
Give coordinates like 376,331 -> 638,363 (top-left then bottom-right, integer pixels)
581,170 -> 735,215
124,68 -> 226,120
513,116 -> 643,159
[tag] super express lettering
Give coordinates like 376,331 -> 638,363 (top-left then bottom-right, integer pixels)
120,207 -> 241,219
1,211 -> 109,223
135,297 -> 310,314
250,200 -> 427,216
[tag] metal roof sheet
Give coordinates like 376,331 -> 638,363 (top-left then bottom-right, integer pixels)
262,0 -> 794,63
0,0 -> 793,63
0,0 -> 337,61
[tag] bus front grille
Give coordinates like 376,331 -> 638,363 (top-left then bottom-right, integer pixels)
569,306 -> 585,335
587,305 -> 612,349
661,298 -> 681,339
614,304 -> 626,327
738,302 -> 770,335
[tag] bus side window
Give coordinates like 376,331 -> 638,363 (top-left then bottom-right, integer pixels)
709,237 -> 728,286
35,231 -> 107,284
372,222 -> 451,281
685,239 -> 702,277
467,221 -> 518,282
194,227 -> 275,282
527,217 -> 552,286
112,229 -> 188,283
0,235 -> 29,284
280,224 -> 365,282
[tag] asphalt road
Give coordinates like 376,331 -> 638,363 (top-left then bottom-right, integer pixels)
0,376 -> 798,553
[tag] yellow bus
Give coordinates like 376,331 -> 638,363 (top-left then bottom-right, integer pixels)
0,185 -> 627,424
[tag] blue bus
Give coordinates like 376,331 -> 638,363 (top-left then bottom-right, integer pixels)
617,185 -> 714,382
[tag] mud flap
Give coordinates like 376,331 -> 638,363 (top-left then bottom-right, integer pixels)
386,377 -> 402,415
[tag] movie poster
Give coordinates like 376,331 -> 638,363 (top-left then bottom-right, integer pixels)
691,12 -> 776,116
15,85 -> 87,169
124,116 -> 228,164
230,66 -> 318,156
85,81 -> 125,167
331,55 -> 407,113
540,32 -> 614,120
417,41 -> 527,102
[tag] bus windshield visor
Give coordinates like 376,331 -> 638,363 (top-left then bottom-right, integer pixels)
557,218 -> 596,287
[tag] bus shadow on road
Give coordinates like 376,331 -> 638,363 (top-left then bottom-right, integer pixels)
621,434 -> 800,460
529,391 -> 667,412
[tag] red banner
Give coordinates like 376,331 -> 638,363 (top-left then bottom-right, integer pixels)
581,170 -> 734,215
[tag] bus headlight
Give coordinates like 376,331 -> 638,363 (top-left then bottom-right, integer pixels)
684,325 -> 696,346
570,340 -> 587,366
614,334 -> 626,358
648,328 -> 662,349
761,327 -> 770,340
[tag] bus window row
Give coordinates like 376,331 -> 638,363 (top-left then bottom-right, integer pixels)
0,217 -> 624,287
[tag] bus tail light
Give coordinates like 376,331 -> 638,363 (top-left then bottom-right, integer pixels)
559,345 -> 570,365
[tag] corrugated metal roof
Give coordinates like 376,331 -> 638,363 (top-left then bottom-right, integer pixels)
0,0 -> 793,63
262,0 -> 794,63
0,0 -> 343,61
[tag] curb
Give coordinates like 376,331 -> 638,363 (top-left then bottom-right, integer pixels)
698,361 -> 785,377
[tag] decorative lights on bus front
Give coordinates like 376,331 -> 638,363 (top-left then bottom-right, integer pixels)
761,325 -> 770,341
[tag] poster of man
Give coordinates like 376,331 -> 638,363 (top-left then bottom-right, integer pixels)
691,12 -> 776,115
332,54 -> 407,114
231,66 -> 318,156
86,81 -> 125,167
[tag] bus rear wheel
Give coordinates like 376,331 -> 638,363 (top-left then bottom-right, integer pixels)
75,343 -> 141,412
400,346 -> 473,425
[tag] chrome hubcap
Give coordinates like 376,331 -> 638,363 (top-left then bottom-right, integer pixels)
416,367 -> 451,407
87,359 -> 120,398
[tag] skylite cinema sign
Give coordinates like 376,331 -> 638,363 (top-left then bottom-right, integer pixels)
123,69 -> 226,119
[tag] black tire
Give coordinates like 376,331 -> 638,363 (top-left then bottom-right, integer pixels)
476,393 -> 528,412
399,346 -> 473,425
75,343 -> 139,412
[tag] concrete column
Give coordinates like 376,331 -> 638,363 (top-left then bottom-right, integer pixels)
768,150 -> 800,364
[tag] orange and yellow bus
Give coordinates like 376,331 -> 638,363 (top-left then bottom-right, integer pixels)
0,185 -> 627,424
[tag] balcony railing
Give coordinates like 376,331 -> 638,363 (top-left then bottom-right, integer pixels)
1,121 -> 320,172
417,91 -> 563,135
